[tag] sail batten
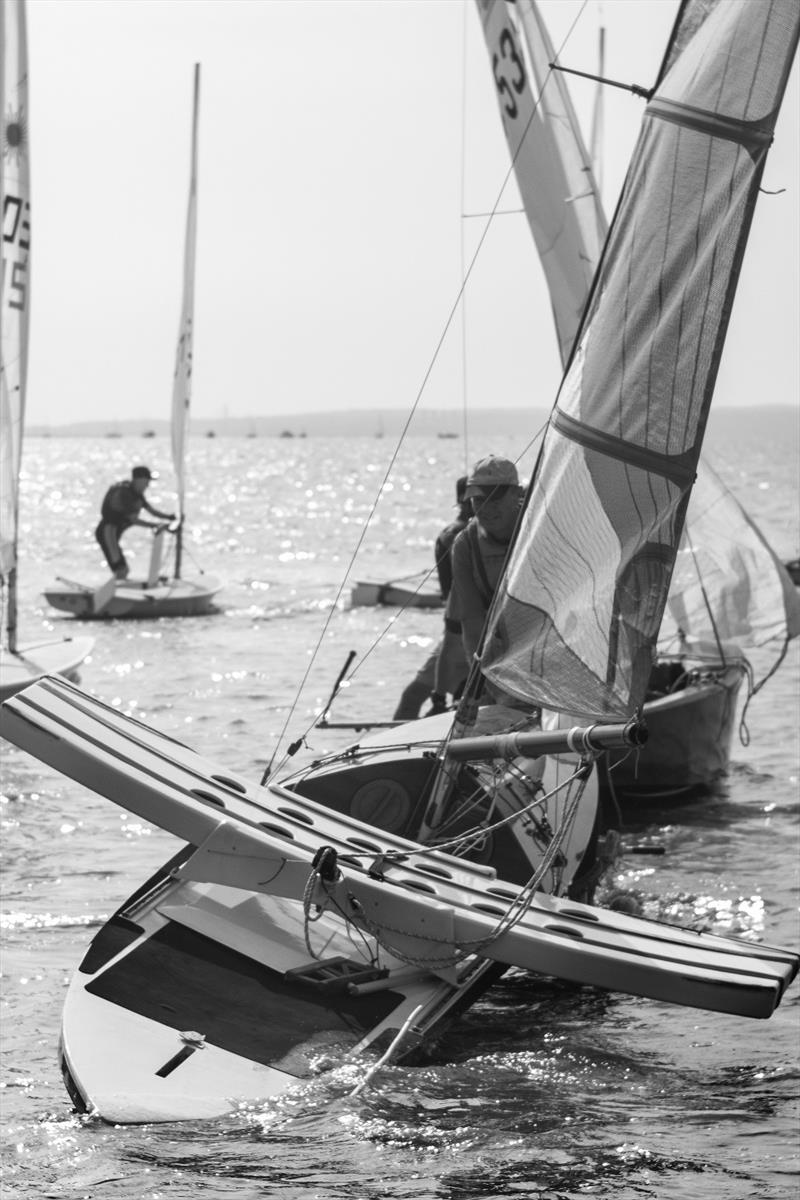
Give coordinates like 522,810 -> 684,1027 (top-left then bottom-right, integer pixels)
481,0 -> 800,721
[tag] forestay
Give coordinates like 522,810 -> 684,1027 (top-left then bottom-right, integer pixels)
0,0 -> 30,591
481,0 -> 800,721
475,0 -> 607,367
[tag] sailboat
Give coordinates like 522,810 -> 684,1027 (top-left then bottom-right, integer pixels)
42,66 -> 221,621
477,0 -> 800,804
0,0 -> 798,1124
0,0 -> 93,701
349,577 -> 444,609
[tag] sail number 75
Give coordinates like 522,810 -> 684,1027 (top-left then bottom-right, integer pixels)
2,194 -> 30,313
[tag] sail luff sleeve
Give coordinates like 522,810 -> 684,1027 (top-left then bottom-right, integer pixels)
480,0 -> 800,722
474,0 -> 606,368
170,63 -> 200,525
0,0 -> 30,588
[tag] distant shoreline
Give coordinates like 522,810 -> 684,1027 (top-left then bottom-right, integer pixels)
24,404 -> 800,440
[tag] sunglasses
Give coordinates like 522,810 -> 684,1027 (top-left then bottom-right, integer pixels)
470,485 -> 514,504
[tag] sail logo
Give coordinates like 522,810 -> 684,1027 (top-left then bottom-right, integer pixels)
2,102 -> 27,166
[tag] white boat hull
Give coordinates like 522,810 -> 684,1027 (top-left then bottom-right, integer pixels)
44,576 -> 221,619
0,636 -> 94,702
349,580 -> 443,609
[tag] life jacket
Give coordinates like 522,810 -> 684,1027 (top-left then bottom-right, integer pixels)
100,481 -> 143,528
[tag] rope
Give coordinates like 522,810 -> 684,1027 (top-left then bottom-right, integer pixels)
308,761 -> 593,975
262,12 -> 591,781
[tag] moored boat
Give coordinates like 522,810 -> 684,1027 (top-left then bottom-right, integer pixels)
349,579 -> 443,609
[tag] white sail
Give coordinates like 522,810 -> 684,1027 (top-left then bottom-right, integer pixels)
479,0 -> 798,706
170,64 -> 200,523
481,0 -> 800,721
0,0 -> 30,600
475,0 -> 607,367
663,460 -> 800,653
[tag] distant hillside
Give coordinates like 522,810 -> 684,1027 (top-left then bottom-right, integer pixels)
25,405 -> 800,442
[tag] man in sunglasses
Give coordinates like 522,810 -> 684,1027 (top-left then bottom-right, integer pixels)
445,454 -> 523,667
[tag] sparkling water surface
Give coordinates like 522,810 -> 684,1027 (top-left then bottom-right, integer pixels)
1,426 -> 798,1200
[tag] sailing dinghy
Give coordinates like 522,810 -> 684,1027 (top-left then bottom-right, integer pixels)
1,0 -> 798,1124
0,0 -> 93,701
477,0 -> 799,803
43,66 -> 220,621
349,578 -> 443,609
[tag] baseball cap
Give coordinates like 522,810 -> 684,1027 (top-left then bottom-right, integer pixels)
132,465 -> 158,480
464,455 -> 519,498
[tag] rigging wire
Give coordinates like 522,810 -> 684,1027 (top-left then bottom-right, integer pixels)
262,2 -> 598,780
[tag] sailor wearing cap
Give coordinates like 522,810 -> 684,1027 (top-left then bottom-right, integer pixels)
447,454 -> 523,665
95,466 -> 175,579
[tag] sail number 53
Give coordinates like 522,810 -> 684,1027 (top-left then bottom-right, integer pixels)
492,27 -> 526,120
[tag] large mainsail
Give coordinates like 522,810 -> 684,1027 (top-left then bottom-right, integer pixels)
480,0 -> 800,721
170,63 -> 200,573
475,0 -> 607,367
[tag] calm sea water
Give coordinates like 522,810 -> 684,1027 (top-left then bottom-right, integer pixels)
2,424 -> 799,1200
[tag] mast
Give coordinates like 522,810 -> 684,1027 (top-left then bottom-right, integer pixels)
170,63 -> 200,581
0,0 -> 31,655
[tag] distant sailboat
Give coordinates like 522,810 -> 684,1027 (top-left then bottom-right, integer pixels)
43,65 -> 221,620
0,0 -> 93,700
477,0 -> 800,802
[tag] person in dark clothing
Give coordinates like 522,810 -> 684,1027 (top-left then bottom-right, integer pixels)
95,466 -> 175,578
448,454 -> 523,664
393,476 -> 471,721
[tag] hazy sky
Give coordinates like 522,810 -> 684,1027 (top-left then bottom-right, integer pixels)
22,0 -> 800,426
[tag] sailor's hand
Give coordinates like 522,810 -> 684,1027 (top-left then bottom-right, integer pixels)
426,692 -> 449,716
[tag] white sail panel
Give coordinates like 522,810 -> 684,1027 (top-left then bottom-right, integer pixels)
0,0 -> 30,581
662,461 -> 800,652
170,64 -> 200,519
475,0 -> 607,367
481,0 -> 800,721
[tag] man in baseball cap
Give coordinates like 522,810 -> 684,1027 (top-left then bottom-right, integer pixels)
446,453 -> 523,664
463,454 -> 519,499
95,466 -> 174,579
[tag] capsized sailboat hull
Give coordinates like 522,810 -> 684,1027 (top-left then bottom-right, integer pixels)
0,636 -> 94,702
60,848 -> 500,1125
601,651 -> 747,804
43,576 -> 221,619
